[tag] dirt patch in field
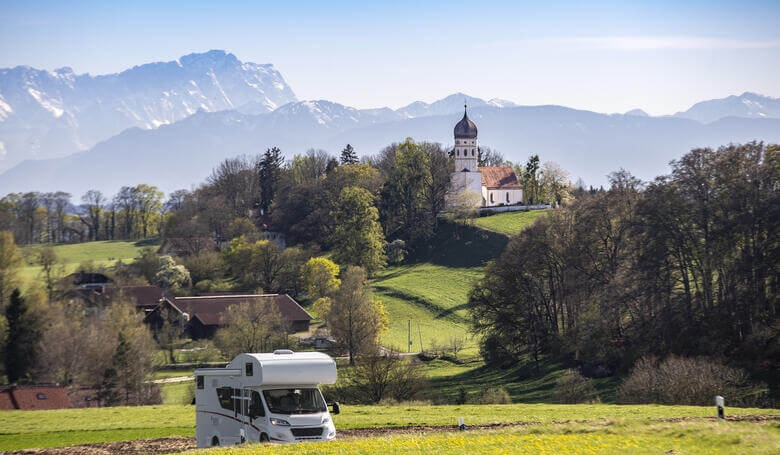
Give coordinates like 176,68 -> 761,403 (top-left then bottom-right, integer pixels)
10,414 -> 779,454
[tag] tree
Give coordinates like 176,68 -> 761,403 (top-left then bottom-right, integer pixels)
477,146 -> 505,167
222,237 -> 284,292
380,139 -> 432,245
0,231 -> 23,308
521,155 -> 541,204
36,302 -> 89,385
155,305 -> 182,364
80,190 -> 105,241
258,147 -> 284,215
330,187 -> 387,275
320,266 -> 388,365
213,300 -> 288,359
423,143 -> 453,231
540,161 -> 572,206
301,257 -> 340,300
340,144 -> 359,165
37,244 -> 61,301
112,331 -> 137,404
4,289 -> 43,383
134,184 -> 163,239
153,256 -> 191,290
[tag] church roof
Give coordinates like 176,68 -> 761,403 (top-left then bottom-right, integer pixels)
454,106 -> 478,139
480,166 -> 523,189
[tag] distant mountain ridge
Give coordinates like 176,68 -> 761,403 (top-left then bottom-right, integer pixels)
2,98 -> 778,197
674,92 -> 780,123
0,50 -> 297,170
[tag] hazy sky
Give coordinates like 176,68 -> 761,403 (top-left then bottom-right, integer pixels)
2,0 -> 779,114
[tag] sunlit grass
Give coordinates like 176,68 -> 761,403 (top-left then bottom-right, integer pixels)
472,210 -> 548,236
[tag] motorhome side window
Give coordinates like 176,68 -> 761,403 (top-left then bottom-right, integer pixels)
196,375 -> 204,389
216,387 -> 233,411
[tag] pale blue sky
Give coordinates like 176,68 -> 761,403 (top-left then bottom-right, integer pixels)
1,0 -> 779,114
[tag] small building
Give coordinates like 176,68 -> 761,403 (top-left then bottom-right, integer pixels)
144,294 -> 312,339
0,385 -> 72,411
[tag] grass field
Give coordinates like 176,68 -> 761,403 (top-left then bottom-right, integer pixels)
191,420 -> 780,455
472,209 -> 548,236
18,239 -> 158,285
0,403 -> 776,451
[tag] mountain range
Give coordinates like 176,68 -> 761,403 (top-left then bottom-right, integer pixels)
0,50 -> 778,197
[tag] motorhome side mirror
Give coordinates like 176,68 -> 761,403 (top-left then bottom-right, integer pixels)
331,401 -> 340,415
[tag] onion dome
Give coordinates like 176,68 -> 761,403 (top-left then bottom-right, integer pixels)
454,105 -> 478,139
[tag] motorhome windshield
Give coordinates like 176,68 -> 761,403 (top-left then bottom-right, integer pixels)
262,388 -> 326,414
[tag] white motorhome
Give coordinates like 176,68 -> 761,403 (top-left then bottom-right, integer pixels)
194,350 -> 339,447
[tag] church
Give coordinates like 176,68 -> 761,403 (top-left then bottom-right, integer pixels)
450,106 -> 523,207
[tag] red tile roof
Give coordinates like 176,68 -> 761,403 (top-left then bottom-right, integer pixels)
479,166 -> 523,189
169,294 -> 312,327
0,385 -> 72,410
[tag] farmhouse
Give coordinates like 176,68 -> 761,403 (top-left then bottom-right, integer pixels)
62,284 -> 169,313
0,385 -> 72,411
450,105 -> 523,207
144,294 -> 312,338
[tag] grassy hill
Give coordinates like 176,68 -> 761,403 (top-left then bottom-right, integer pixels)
372,211 -> 566,402
374,220 -> 510,357
18,239 -> 158,286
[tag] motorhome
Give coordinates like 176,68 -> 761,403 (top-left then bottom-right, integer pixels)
194,350 -> 339,447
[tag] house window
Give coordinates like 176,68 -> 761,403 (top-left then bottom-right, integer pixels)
245,362 -> 253,376
37,393 -> 47,400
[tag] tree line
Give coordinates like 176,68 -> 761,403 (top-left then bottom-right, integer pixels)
469,143 -> 778,379
0,184 -> 164,245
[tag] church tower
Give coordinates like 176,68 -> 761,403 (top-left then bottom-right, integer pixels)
453,104 -> 478,171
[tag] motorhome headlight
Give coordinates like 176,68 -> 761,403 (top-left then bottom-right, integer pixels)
270,418 -> 290,426
321,415 -> 331,424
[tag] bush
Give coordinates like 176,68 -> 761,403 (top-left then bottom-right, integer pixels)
333,350 -> 428,404
617,355 -> 770,407
183,251 -> 223,283
386,239 -> 407,265
474,387 -> 512,404
552,369 -> 598,404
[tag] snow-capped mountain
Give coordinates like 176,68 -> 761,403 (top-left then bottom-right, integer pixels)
0,50 -> 296,171
674,92 -> 780,123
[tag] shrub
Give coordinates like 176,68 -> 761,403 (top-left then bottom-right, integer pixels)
617,355 -> 769,407
334,350 -> 428,404
386,239 -> 407,265
474,387 -> 512,404
552,369 -> 598,404
183,251 -> 222,283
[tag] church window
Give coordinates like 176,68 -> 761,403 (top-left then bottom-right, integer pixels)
506,193 -> 510,203
490,193 -> 494,203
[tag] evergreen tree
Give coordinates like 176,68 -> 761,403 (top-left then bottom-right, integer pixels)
257,147 -> 284,214
112,331 -> 136,404
96,367 -> 120,406
340,144 -> 359,165
4,289 -> 42,383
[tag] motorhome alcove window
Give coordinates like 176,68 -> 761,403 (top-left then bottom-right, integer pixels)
216,387 -> 234,411
245,362 -> 253,376
263,388 -> 326,414
197,375 -> 204,389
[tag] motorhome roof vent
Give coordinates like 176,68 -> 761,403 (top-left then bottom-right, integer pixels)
273,349 -> 294,355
